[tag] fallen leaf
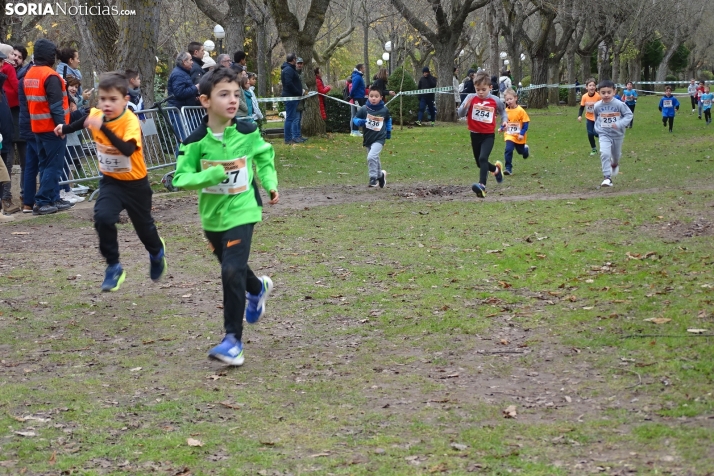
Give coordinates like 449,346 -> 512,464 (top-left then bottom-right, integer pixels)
129,367 -> 142,372
11,232 -> 29,235
450,442 -> 468,451
486,249 -> 502,254
499,339 -> 509,345
187,438 -> 203,447
429,463 -> 448,473
49,451 -> 56,465
687,329 -> 708,334
498,281 -> 512,289
644,318 -> 671,324
310,452 -> 330,458
219,401 -> 244,410
182,294 -> 192,298
15,431 -> 36,437
503,405 -> 517,419
564,396 -> 572,403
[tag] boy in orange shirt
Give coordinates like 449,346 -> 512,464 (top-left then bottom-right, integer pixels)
577,78 -> 600,156
55,72 -> 165,292
500,88 -> 530,175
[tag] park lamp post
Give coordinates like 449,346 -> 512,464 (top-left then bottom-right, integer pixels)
384,41 -> 392,76
382,52 -> 390,76
203,40 -> 215,58
499,51 -> 507,72
214,24 -> 225,55
377,59 -> 383,67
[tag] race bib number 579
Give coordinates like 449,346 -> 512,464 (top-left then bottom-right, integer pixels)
201,157 -> 248,195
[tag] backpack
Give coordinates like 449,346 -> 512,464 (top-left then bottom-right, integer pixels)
499,79 -> 507,94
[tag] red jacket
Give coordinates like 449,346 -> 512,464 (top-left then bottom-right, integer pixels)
315,75 -> 331,120
2,62 -> 19,108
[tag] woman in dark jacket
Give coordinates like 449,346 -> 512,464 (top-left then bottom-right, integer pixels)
370,69 -> 395,100
491,75 -> 499,96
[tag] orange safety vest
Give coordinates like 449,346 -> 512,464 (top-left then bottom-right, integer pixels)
24,65 -> 70,133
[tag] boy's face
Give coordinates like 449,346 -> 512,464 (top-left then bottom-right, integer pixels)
705,87 -> 710,94
129,76 -> 141,88
626,83 -> 633,89
368,90 -> 382,105
98,87 -> 129,120
599,86 -> 614,102
200,78 -> 241,121
68,84 -> 78,95
504,94 -> 517,108
475,84 -> 490,99
665,88 -> 672,96
586,82 -> 597,94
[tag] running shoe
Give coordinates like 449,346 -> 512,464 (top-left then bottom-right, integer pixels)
208,334 -> 244,366
101,264 -> 126,292
246,276 -> 273,324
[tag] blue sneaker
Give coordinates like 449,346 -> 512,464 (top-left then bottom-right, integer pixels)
246,276 -> 273,324
150,238 -> 167,282
493,161 -> 504,183
101,264 -> 126,292
471,183 -> 486,198
523,144 -> 530,159
208,334 -> 244,366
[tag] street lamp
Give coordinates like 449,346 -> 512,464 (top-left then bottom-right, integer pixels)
214,24 -> 225,55
520,53 -> 526,61
377,59 -> 383,66
203,40 -> 215,54
384,41 -> 392,75
504,60 -> 510,66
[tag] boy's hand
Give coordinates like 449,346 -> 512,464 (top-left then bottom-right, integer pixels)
268,190 -> 279,205
517,134 -> 524,141
53,124 -> 65,138
355,118 -> 366,127
82,88 -> 94,100
84,115 -> 103,130
577,116 -> 582,122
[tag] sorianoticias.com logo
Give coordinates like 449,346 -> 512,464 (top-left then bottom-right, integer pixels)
5,3 -> 136,15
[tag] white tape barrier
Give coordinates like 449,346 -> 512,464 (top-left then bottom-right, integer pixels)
520,80 -> 713,93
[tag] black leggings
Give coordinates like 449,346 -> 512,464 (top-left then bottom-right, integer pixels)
705,109 -> 711,123
627,104 -> 635,128
662,116 -> 674,131
691,96 -> 697,109
470,132 -> 496,185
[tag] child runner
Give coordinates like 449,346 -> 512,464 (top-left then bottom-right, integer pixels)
622,81 -> 638,129
577,78 -> 601,156
55,72 -> 166,291
687,79 -> 697,114
658,86 -> 680,133
696,80 -> 705,120
501,87 -> 530,176
701,85 -> 712,125
593,79 -> 633,188
352,88 -> 391,188
457,71 -> 507,198
172,67 -> 279,366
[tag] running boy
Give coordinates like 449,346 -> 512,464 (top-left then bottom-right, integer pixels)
172,67 -> 279,366
658,86 -> 680,133
577,78 -> 601,155
592,80 -> 632,188
687,79 -> 697,113
622,81 -> 638,128
55,72 -> 166,291
457,71 -> 507,198
501,88 -> 530,176
701,85 -> 712,125
353,88 -> 391,187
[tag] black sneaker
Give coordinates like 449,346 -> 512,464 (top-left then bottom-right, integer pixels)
33,203 -> 58,215
53,199 -> 74,211
368,177 -> 378,188
378,170 -> 387,188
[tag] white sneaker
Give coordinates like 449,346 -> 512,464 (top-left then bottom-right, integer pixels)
66,191 -> 85,203
71,184 -> 90,195
611,162 -> 619,177
601,178 -> 613,187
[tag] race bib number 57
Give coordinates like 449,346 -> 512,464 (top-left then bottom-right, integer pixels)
201,157 -> 248,195
472,104 -> 494,123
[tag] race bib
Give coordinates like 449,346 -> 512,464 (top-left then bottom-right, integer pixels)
599,112 -> 620,128
365,114 -> 384,131
97,143 -> 131,173
506,122 -> 520,134
585,103 -> 595,113
703,99 -> 712,107
663,99 -> 673,108
471,104 -> 494,123
201,157 -> 248,195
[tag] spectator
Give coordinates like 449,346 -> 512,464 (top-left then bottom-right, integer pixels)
314,67 -> 331,120
293,57 -> 308,143
461,69 -> 476,103
56,47 -> 84,97
216,54 -> 232,68
349,63 -> 366,136
202,54 -> 216,72
0,155 -> 12,221
371,68 -> 394,101
0,50 -> 19,215
247,72 -> 263,122
17,53 -> 36,213
65,75 -> 89,110
490,75 -> 499,96
187,41 -> 205,83
0,45 -> 19,210
280,53 -> 303,145
167,51 -> 200,141
24,38 -> 73,215
233,50 -> 247,67
415,66 -> 437,126
235,74 -> 250,120
11,45 -> 28,200
453,67 -> 460,108
125,69 -> 144,112
498,70 -> 512,99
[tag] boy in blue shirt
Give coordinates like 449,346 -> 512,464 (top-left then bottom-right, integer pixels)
658,86 -> 680,133
622,82 -> 638,129
701,85 -> 712,125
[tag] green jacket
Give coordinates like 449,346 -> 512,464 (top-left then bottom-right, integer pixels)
172,117 -> 278,232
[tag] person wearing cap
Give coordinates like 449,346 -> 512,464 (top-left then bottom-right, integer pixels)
292,57 -> 308,143
460,69 -> 476,104
280,53 -> 303,145
416,66 -> 437,126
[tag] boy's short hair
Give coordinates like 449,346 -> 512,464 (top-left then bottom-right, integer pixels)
503,87 -> 517,97
286,53 -> 296,63
65,74 -> 81,87
98,71 -> 129,96
626,81 -> 633,86
665,85 -> 672,91
585,77 -> 597,86
198,66 -> 238,97
473,71 -> 491,87
125,69 -> 140,81
598,79 -> 615,90
187,41 -> 203,56
234,50 -> 246,63
57,47 -> 77,64
368,86 -> 383,97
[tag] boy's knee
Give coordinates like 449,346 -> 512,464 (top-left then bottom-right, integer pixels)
222,261 -> 246,282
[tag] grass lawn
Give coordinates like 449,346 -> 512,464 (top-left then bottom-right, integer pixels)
0,95 -> 713,475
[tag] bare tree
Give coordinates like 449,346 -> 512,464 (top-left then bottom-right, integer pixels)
655,0 -> 706,88
191,0 -> 247,56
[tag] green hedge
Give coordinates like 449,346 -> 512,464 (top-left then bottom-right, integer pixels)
324,92 -> 352,134
387,66 -> 419,123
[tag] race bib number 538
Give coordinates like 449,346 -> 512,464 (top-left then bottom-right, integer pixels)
201,157 -> 248,195
365,114 -> 384,131
472,104 -> 494,123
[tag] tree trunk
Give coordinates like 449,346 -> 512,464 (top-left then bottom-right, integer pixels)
224,0 -> 247,55
629,57 -> 641,83
529,55 -> 549,108
598,42 -> 612,80
435,45 -> 457,122
362,21 -> 370,85
548,60 -> 560,106
487,4 -> 500,77
255,18 -> 269,97
656,30 -> 681,90
566,49 -> 577,106
74,2 -> 119,73
579,52 -> 591,81
116,0 -> 160,106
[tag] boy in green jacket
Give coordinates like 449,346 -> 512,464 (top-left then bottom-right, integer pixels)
173,67 -> 279,366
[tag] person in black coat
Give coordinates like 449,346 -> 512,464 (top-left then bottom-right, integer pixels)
491,75 -> 499,97
461,69 -> 476,103
187,42 -> 205,84
370,68 -> 395,100
416,66 -> 437,126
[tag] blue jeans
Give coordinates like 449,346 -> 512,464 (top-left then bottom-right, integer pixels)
586,119 -> 598,149
418,97 -> 436,122
292,108 -> 303,140
168,108 -> 187,141
22,138 -> 40,207
283,100 -> 299,142
504,140 -> 528,171
35,133 -> 66,206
